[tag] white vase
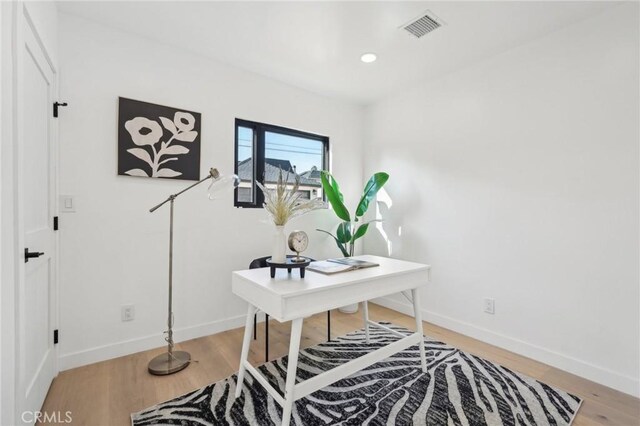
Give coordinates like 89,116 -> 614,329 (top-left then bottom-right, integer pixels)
271,225 -> 287,263
339,303 -> 359,314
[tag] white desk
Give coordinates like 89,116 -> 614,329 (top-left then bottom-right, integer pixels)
232,255 -> 430,426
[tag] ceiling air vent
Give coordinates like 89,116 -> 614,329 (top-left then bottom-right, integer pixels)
401,11 -> 444,39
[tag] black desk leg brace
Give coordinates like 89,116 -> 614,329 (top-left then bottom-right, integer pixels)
252,312 -> 270,361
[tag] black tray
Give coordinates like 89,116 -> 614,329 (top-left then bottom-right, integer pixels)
266,256 -> 311,278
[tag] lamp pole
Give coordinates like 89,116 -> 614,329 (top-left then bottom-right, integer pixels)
147,168 -> 222,375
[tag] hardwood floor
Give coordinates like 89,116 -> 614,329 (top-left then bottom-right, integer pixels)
40,303 -> 639,425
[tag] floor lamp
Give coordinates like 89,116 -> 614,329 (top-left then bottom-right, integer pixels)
147,167 -> 239,375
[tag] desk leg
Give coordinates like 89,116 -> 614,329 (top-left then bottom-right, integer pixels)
265,313 -> 269,362
411,288 -> 427,373
281,318 -> 303,426
235,303 -> 257,399
362,301 -> 370,343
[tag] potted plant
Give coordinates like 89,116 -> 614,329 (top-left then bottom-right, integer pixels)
317,171 -> 389,312
257,169 -> 324,263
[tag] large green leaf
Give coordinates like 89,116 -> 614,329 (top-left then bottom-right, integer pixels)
320,172 -> 350,222
322,170 -> 344,202
316,229 -> 350,257
336,222 -> 351,244
350,220 -> 382,243
355,172 -> 389,218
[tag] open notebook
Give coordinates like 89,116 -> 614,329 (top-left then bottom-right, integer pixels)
307,258 -> 379,275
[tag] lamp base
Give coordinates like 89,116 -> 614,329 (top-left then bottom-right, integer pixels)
148,350 -> 191,375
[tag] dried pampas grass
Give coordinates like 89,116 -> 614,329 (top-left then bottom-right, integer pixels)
257,169 -> 325,226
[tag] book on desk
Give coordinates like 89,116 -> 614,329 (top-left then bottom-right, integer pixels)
307,257 -> 379,275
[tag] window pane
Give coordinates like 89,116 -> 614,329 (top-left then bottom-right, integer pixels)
264,131 -> 324,200
236,126 -> 254,203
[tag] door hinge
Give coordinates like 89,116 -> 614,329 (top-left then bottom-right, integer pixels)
53,101 -> 68,118
53,329 -> 59,344
53,216 -> 59,231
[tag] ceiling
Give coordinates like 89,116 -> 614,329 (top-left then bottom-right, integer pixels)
57,1 -> 619,105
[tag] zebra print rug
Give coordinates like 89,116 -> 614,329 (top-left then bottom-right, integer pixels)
132,323 -> 582,425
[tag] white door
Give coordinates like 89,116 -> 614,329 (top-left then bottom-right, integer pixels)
17,10 -> 57,422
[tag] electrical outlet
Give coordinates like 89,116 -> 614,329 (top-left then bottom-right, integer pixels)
121,305 -> 135,322
483,298 -> 495,315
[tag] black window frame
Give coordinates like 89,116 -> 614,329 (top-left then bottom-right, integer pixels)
234,118 -> 330,208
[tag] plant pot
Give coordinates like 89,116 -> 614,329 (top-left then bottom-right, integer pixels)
338,303 -> 359,314
271,225 -> 287,263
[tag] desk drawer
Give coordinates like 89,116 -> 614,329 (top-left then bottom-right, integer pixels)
281,270 -> 428,321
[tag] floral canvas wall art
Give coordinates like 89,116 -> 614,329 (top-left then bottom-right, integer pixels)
118,97 -> 201,180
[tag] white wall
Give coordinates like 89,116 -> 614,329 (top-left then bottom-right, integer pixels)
57,13 -> 364,369
365,4 -> 639,396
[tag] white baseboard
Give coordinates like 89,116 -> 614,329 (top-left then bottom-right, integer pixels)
58,314 -> 248,371
373,296 -> 640,398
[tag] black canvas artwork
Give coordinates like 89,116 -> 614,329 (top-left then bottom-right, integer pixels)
118,97 -> 201,181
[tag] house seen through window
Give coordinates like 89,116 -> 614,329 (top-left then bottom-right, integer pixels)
235,119 -> 328,207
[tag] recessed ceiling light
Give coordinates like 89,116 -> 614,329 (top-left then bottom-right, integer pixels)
360,53 -> 377,63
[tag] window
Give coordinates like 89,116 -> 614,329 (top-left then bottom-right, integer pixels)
234,119 -> 329,208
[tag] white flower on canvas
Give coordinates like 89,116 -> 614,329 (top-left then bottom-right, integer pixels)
124,111 -> 198,178
124,117 -> 163,146
174,112 -> 195,132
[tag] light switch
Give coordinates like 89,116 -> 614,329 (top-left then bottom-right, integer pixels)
60,195 -> 76,213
